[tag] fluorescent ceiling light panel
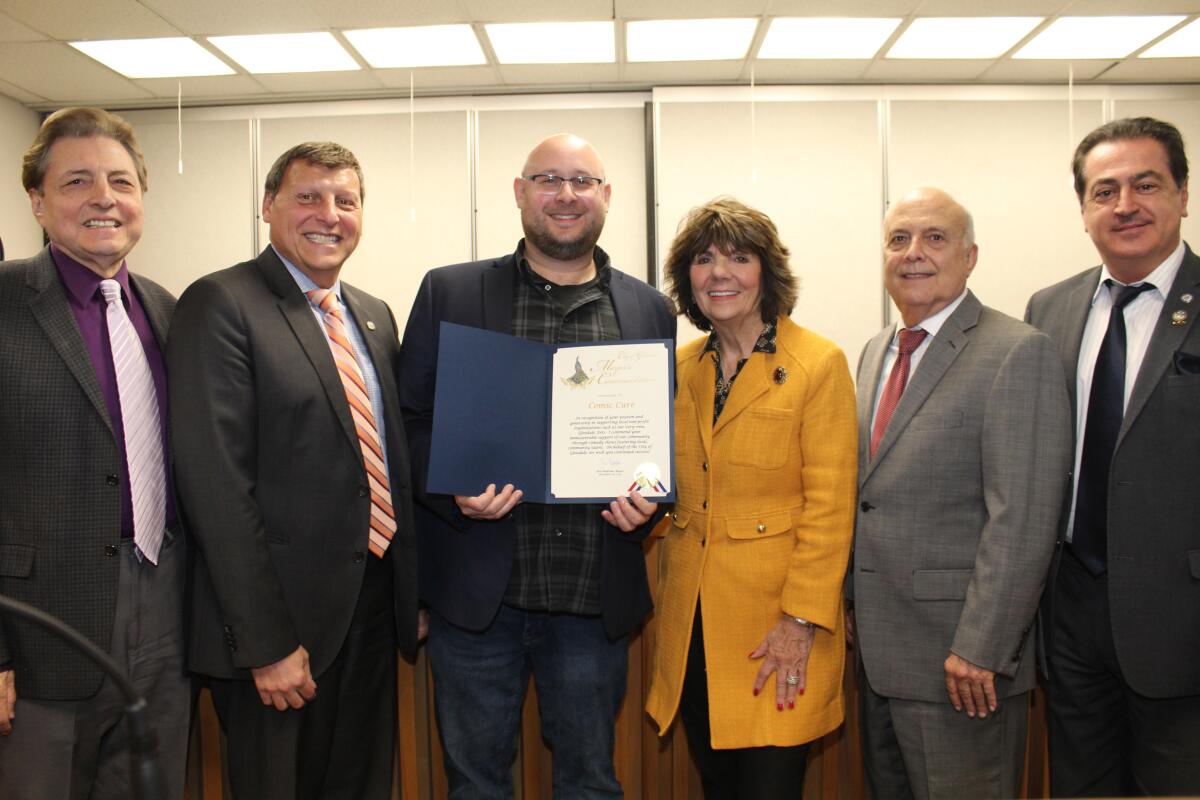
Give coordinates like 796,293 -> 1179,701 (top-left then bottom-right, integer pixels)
887,17 -> 1043,59
626,18 -> 757,62
1014,16 -> 1185,59
344,25 -> 486,68
207,32 -> 359,73
484,21 -> 614,64
1138,18 -> 1200,58
70,37 -> 234,78
759,18 -> 900,59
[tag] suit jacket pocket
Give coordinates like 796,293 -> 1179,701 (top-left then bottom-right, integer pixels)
726,510 -> 792,540
1189,550 -> 1200,580
907,410 -> 964,431
913,568 -> 972,600
0,544 -> 35,578
730,408 -> 792,469
1173,349 -> 1200,376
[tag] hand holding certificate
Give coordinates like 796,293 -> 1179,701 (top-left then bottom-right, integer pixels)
427,322 -> 675,504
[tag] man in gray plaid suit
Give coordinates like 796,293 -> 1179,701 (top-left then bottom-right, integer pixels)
0,108 -> 190,799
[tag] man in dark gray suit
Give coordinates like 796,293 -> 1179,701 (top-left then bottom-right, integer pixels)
1026,116 -> 1200,797
0,108 -> 189,798
169,142 -> 418,799
852,187 -> 1071,799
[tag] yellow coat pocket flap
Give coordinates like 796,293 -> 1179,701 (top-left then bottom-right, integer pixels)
669,508 -> 693,531
912,569 -> 972,600
727,510 -> 793,540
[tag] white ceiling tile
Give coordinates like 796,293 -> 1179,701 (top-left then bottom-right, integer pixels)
308,0 -> 471,29
861,58 -> 992,80
912,0 -> 1070,14
1101,55 -> 1200,80
763,0 -> 923,15
749,59 -> 873,81
134,74 -> 270,98
0,42 -> 154,102
374,66 -> 502,90
498,63 -> 622,85
251,69 -> 387,93
979,58 -> 1113,80
621,61 -> 746,82
1067,0 -> 1200,14
460,0 -> 615,22
0,10 -> 47,42
615,0 -> 769,19
2,0 -> 180,39
139,0 -> 329,35
0,76 -> 47,103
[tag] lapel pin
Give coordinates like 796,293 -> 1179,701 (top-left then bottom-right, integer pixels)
1181,293 -> 1194,304
366,320 -> 376,331
773,366 -> 788,385
1172,309 -> 1188,326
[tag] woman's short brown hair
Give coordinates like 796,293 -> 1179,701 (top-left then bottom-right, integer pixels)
664,197 -> 797,332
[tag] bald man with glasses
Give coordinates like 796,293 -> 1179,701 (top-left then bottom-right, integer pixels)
399,133 -> 675,798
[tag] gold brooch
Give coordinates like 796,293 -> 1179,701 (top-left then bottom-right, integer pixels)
1172,309 -> 1188,326
774,366 -> 788,384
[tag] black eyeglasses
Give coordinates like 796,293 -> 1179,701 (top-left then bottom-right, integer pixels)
522,173 -> 605,194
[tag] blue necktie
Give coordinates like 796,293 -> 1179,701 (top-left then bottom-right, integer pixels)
1071,279 -> 1154,576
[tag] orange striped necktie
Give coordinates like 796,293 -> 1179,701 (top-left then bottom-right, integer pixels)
306,289 -> 396,558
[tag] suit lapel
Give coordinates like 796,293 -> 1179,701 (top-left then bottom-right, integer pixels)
712,349 -> 771,437
869,293 -> 979,469
257,249 -> 361,458
857,327 -> 891,482
130,273 -> 171,348
1120,246 -> 1200,444
25,249 -> 113,433
1057,270 -> 1099,413
610,270 -> 646,339
683,347 -> 716,464
482,256 -> 516,334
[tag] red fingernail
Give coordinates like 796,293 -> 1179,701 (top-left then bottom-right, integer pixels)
753,688 -> 759,696
788,701 -> 794,709
799,688 -> 805,695
777,703 -> 783,711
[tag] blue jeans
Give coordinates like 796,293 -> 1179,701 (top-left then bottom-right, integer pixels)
427,605 -> 629,799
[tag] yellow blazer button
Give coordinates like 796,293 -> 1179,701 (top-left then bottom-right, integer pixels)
703,500 -> 709,509
702,462 -> 709,471
756,523 -> 766,533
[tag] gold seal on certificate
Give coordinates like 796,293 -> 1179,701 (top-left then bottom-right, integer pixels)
629,462 -> 667,495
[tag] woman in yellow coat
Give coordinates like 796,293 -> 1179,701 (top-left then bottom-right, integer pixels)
646,198 -> 857,797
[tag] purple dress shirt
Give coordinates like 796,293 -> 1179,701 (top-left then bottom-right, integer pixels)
51,244 -> 176,538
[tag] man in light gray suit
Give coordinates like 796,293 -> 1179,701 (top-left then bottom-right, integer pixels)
1026,116 -> 1200,797
851,187 -> 1071,799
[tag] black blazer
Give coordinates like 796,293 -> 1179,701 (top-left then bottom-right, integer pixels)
1026,243 -> 1200,698
0,247 -> 175,699
168,247 -> 418,679
398,249 -> 676,639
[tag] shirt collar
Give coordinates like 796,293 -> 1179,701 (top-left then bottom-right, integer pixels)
515,239 -> 612,291
274,244 -> 343,304
701,318 -> 779,359
893,288 -> 968,343
50,243 -> 132,309
1091,239 -> 1185,306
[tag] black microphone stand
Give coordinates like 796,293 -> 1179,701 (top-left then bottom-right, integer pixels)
0,594 -> 165,800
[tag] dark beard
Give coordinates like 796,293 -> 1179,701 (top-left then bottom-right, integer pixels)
523,218 -> 602,262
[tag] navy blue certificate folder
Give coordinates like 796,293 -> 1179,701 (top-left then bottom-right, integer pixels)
427,322 -> 675,504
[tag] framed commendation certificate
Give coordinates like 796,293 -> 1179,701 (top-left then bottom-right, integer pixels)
426,322 -> 675,504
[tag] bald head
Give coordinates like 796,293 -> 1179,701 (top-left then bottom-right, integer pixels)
522,133 -> 606,180
885,187 -> 974,248
883,186 -> 979,327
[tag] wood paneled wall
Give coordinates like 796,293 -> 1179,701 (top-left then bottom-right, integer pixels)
184,528 -> 1051,800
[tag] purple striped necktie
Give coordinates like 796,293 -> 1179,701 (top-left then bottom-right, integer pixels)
100,279 -> 165,564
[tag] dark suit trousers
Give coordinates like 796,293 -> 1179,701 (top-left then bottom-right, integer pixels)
0,533 -> 192,800
1046,549 -> 1200,797
858,655 -> 1027,800
679,608 -> 810,800
209,550 -> 397,800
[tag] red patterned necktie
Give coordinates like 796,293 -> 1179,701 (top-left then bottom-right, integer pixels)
307,289 -> 396,557
870,327 -> 928,458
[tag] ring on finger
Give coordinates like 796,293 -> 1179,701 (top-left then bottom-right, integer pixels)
786,675 -> 800,685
